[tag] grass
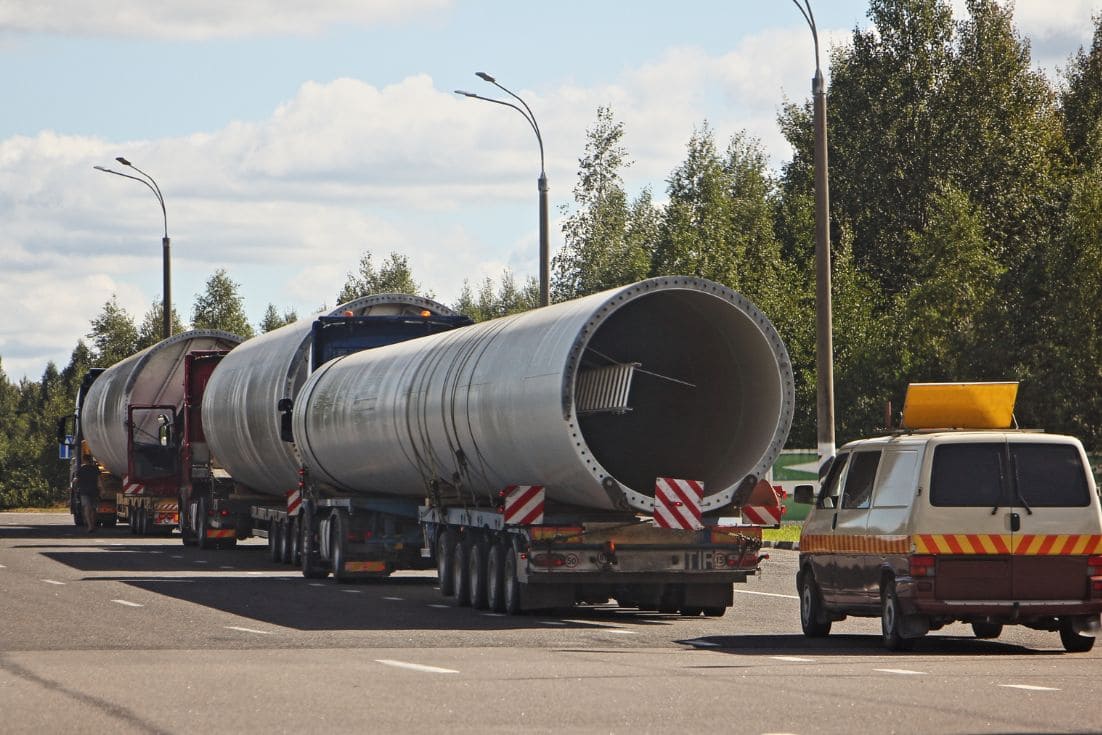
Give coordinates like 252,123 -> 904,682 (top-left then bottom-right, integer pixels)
2,505 -> 69,513
762,523 -> 802,544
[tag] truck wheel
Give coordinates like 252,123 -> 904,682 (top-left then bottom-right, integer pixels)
330,511 -> 350,583
128,508 -> 137,535
486,541 -> 507,613
179,497 -> 196,546
300,515 -> 329,580
1059,618 -> 1096,653
437,529 -> 456,596
880,579 -> 915,651
799,570 -> 832,637
278,519 -> 292,564
702,606 -> 727,618
503,548 -> 523,615
269,522 -> 283,562
971,622 -> 1003,639
468,539 -> 489,609
289,516 -> 301,566
453,540 -> 471,607
136,508 -> 147,535
680,608 -> 703,617
196,500 -> 212,550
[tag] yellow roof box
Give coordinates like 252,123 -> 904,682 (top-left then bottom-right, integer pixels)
901,382 -> 1018,430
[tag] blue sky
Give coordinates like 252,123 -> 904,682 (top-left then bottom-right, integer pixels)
0,0 -> 1097,380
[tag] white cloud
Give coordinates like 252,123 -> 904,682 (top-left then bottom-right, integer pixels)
0,0 -> 450,39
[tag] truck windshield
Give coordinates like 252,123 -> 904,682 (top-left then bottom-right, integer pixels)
930,442 -> 1090,508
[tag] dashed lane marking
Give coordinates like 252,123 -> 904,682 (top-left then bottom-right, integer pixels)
539,620 -> 566,626
773,656 -> 815,663
876,668 -> 926,675
42,579 -> 65,585
376,659 -> 459,675
219,565 -> 235,570
342,589 -> 363,594
225,626 -> 274,635
383,596 -> 404,601
732,589 -> 799,600
685,639 -> 721,647
111,599 -> 143,607
170,555 -> 183,559
1000,684 -> 1060,691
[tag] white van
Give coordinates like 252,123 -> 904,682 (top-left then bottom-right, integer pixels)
794,383 -> 1102,652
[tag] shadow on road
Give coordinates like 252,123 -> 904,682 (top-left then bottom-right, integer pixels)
675,633 -> 1047,656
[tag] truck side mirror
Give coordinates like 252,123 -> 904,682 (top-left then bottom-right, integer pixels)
793,484 -> 815,505
278,398 -> 295,443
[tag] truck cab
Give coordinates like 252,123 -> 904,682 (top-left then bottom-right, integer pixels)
795,382 -> 1102,652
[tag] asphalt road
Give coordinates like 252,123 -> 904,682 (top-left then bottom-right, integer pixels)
1,512 -> 1099,734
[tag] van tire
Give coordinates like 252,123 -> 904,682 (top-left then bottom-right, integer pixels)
799,570 -> 831,637
1059,618 -> 1096,653
880,579 -> 915,651
971,622 -> 1002,639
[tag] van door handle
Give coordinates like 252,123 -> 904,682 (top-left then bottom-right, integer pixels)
1009,512 -> 1021,532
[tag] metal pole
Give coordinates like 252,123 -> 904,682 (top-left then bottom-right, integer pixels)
793,0 -> 835,471
162,236 -> 172,339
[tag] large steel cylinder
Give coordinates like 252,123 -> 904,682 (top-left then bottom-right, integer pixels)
81,330 -> 244,478
293,277 -> 795,514
201,294 -> 458,497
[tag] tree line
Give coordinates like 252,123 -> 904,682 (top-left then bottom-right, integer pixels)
1,0 -> 1099,508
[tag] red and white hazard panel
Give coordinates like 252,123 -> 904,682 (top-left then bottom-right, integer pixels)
122,476 -> 143,495
740,480 -> 786,526
653,477 -> 704,530
285,487 -> 302,516
502,485 -> 545,526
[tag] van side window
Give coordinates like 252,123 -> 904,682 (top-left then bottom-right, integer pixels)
872,450 -> 921,507
841,451 -> 881,509
931,443 -> 1006,507
817,453 -> 849,508
1012,443 -> 1090,507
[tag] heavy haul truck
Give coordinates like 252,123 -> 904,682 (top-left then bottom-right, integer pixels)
66,278 -> 795,616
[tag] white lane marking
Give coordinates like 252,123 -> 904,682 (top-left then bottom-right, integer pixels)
219,565 -> 235,570
111,599 -> 143,607
685,639 -> 721,647
42,579 -> 65,585
600,629 -> 637,635
342,589 -> 363,594
427,604 -> 450,609
0,564 -> 6,568
999,684 -> 1060,691
170,555 -> 184,559
732,589 -> 799,600
773,656 -> 815,663
193,560 -> 209,565
376,659 -> 458,675
876,668 -> 925,675
481,612 -> 506,617
146,551 -> 163,555
383,596 -> 403,601
539,620 -> 566,626
225,626 -> 274,635
309,583 -> 325,587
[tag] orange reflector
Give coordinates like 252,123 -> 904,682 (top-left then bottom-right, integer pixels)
420,310 -> 432,317
343,560 -> 386,573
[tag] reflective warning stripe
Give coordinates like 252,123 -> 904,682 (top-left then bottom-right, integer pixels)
205,529 -> 236,539
343,561 -> 387,573
914,534 -> 1102,555
800,534 -> 910,554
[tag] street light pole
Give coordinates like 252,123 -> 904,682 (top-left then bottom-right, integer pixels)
456,72 -> 550,307
94,158 -> 172,339
793,0 -> 836,471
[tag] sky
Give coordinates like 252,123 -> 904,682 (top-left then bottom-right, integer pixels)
0,0 -> 1098,381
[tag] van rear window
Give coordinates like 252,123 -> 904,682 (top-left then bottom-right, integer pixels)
930,442 -> 1090,508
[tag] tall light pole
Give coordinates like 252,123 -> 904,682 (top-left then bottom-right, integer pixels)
793,0 -> 836,472
455,72 -> 550,307
94,157 -> 172,339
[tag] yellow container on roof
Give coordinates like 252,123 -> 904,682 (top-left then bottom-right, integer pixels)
901,382 -> 1018,430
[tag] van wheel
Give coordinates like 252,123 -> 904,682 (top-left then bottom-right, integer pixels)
971,622 -> 1003,639
1059,618 -> 1096,653
799,571 -> 832,637
880,579 -> 914,651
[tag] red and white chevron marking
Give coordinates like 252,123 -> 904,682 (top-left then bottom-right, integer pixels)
741,504 -> 784,526
286,488 -> 302,516
653,477 -> 704,530
502,485 -> 544,526
122,476 -> 143,495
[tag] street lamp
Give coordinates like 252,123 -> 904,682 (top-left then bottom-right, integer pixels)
792,0 -> 836,471
94,157 -> 172,339
455,72 -> 550,307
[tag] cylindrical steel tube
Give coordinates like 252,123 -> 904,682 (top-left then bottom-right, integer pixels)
201,294 -> 458,497
81,330 -> 243,477
293,277 -> 794,514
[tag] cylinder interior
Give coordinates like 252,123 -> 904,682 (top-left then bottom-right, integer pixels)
576,289 -> 784,499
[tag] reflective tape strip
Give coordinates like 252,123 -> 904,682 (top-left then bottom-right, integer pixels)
913,534 -> 1102,555
343,561 -> 387,573
653,478 -> 704,531
800,534 -> 909,554
205,529 -> 235,539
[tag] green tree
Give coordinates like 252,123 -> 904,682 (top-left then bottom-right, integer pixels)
259,303 -> 298,333
553,107 -> 651,300
191,269 -> 255,338
337,251 -> 428,304
1060,14 -> 1102,170
453,271 -> 539,322
136,299 -> 187,350
87,296 -> 139,366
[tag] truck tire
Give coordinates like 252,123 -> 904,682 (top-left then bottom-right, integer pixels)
278,519 -> 292,564
330,510 -> 350,583
1059,618 -> 1096,653
880,579 -> 915,651
486,541 -> 507,613
180,496 -> 196,546
702,606 -> 727,617
437,529 -> 456,596
503,547 -> 523,615
289,516 -> 301,566
453,539 -> 471,607
269,522 -> 283,562
300,514 -> 329,580
468,539 -> 489,609
136,507 -> 148,535
196,500 -> 212,550
971,622 -> 1002,639
799,570 -> 832,637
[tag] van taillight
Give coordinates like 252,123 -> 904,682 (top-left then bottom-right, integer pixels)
1088,555 -> 1102,576
910,555 -> 936,577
